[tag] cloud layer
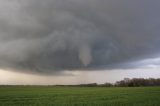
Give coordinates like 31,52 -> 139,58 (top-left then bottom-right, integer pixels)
0,0 -> 160,73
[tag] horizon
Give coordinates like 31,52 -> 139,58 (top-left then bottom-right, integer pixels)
0,68 -> 160,85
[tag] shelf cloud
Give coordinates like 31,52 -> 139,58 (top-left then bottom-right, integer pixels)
0,0 -> 160,74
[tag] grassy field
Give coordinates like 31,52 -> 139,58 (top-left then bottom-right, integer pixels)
0,86 -> 160,106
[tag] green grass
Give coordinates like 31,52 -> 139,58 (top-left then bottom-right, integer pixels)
0,86 -> 160,106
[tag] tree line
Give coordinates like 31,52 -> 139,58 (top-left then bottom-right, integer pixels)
57,78 -> 160,87
115,78 -> 160,87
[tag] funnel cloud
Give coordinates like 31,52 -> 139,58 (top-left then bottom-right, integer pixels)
0,0 -> 160,74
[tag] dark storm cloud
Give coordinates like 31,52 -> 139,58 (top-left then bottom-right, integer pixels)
0,0 -> 160,73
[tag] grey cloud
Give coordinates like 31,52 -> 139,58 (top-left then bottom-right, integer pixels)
0,0 -> 160,74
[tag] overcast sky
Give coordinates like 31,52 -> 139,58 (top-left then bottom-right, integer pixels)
0,0 -> 160,85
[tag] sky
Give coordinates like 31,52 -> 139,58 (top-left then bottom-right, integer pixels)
0,0 -> 160,85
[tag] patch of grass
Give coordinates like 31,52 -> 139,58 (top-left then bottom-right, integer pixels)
0,86 -> 160,106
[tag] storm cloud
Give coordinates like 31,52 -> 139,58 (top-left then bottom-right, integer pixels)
0,0 -> 160,73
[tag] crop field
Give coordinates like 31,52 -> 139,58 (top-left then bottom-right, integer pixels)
0,86 -> 160,106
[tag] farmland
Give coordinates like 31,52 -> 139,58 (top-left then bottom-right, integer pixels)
0,86 -> 160,106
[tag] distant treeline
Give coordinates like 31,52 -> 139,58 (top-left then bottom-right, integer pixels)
56,78 -> 160,87
115,78 -> 160,87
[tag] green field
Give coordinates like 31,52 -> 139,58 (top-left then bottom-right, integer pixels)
0,86 -> 160,106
